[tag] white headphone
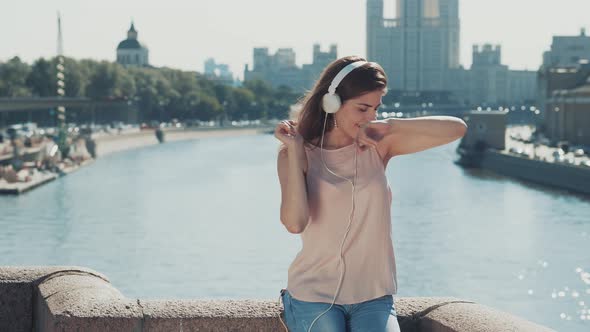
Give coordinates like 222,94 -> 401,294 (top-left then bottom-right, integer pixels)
321,60 -> 368,114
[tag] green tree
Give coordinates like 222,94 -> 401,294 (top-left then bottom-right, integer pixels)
23,57 -> 86,98
26,58 -> 54,97
86,61 -> 136,99
129,68 -> 164,120
62,57 -> 85,97
195,92 -> 222,120
0,55 -> 299,122
231,87 -> 255,120
270,85 -> 297,119
0,57 -> 32,97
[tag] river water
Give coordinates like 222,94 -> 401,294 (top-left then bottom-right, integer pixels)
1,134 -> 588,331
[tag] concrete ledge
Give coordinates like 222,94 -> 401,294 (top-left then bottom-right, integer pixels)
394,297 -> 554,332
35,271 -> 143,332
0,266 -> 555,331
419,300 -> 553,332
140,299 -> 283,331
0,266 -> 109,332
0,274 -> 33,332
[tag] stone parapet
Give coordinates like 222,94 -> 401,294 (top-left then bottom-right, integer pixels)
0,266 -> 555,331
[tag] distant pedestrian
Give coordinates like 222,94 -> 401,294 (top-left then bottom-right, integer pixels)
155,128 -> 165,143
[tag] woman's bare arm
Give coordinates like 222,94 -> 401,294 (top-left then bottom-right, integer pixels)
277,145 -> 309,234
384,116 -> 467,158
275,121 -> 309,234
359,116 -> 467,162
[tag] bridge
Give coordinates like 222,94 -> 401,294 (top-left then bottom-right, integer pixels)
0,97 -> 137,126
0,97 -> 131,112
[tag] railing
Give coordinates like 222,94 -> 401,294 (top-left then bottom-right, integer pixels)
0,266 -> 554,332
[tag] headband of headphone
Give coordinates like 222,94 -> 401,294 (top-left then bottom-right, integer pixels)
322,60 -> 368,114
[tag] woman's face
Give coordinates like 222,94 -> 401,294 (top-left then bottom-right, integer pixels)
334,89 -> 383,138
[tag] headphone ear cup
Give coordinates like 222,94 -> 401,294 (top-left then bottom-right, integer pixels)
322,93 -> 341,114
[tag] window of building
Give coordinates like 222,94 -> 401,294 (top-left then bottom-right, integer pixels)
423,0 -> 440,18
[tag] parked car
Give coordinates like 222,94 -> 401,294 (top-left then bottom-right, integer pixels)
557,141 -> 570,153
509,147 -> 523,154
552,149 -> 566,163
552,149 -> 565,157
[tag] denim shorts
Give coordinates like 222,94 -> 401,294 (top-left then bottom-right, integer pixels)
280,289 -> 401,332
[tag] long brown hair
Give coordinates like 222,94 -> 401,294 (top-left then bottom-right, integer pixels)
295,56 -> 387,147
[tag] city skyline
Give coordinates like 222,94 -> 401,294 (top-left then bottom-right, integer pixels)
2,0 -> 589,79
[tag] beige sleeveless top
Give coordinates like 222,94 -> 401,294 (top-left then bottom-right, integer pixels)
287,143 -> 397,304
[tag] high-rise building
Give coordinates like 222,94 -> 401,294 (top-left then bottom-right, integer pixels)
275,49 -> 297,69
545,73 -> 590,145
543,28 -> 590,68
469,44 -> 508,105
244,47 -> 302,90
538,29 -> 590,121
367,1 -> 535,106
311,44 -> 338,70
244,44 -> 337,92
302,44 -> 338,85
366,0 -> 460,91
116,22 -> 149,67
469,44 -> 536,106
204,58 -> 234,85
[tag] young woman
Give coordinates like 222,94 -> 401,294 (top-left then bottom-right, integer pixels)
275,56 -> 467,332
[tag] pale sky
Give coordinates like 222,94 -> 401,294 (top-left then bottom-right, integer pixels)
1,0 -> 589,79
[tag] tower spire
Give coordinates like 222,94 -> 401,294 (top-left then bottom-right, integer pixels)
57,11 -> 64,55
128,20 -> 138,39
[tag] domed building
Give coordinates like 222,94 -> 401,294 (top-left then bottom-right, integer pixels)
116,22 -> 149,67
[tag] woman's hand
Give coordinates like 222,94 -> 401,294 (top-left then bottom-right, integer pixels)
274,120 -> 304,148
357,120 -> 392,151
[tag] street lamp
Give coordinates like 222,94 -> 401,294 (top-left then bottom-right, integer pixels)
56,12 -> 68,155
56,56 -> 67,154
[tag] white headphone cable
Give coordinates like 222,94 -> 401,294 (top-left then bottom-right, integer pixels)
306,113 -> 358,332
